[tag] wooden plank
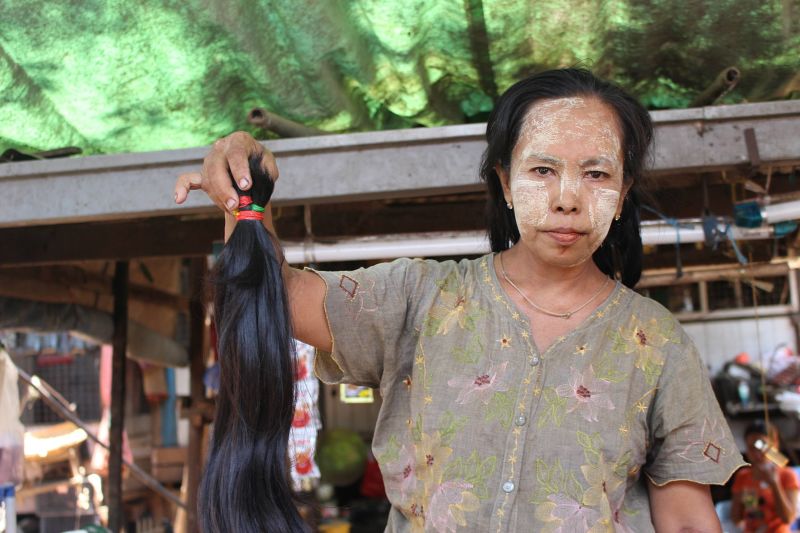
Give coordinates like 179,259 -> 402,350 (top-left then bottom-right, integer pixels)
0,216 -> 222,266
185,258 -> 207,533
638,262 -> 791,288
0,267 -> 189,311
108,261 -> 129,532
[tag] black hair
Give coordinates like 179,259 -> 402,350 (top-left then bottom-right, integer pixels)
744,419 -> 770,439
200,157 -> 308,532
480,68 -> 653,288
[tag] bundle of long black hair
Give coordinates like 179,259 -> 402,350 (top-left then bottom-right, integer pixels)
200,156 -> 308,533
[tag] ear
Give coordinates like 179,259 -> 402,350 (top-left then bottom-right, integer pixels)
616,181 -> 633,219
495,163 -> 513,205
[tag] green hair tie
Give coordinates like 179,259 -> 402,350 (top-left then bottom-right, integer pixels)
251,204 -> 265,212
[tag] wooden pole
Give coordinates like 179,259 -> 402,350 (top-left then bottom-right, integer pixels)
108,261 -> 129,531
185,258 -> 208,533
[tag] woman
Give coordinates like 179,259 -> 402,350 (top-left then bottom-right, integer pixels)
731,421 -> 798,532
175,69 -> 745,531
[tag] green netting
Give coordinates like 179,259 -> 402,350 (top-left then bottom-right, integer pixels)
0,0 -> 798,155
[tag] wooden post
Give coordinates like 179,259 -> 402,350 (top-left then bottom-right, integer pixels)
108,261 -> 129,531
185,258 -> 208,533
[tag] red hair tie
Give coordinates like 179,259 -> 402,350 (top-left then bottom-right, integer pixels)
236,210 -> 263,221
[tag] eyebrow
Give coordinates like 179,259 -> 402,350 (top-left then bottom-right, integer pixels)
579,156 -> 616,167
523,152 -> 564,166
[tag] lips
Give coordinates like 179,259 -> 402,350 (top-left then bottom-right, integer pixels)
545,227 -> 585,245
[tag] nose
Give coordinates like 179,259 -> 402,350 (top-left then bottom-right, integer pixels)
553,175 -> 580,213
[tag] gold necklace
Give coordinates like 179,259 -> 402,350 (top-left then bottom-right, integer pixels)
499,252 -> 611,320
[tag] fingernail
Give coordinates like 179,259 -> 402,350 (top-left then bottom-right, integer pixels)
226,198 -> 236,210
174,192 -> 178,202
239,178 -> 249,188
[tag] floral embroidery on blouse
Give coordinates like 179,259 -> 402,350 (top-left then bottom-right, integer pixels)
423,270 -> 484,337
555,365 -> 615,422
447,361 -> 510,405
337,272 -> 379,320
311,256 -> 746,532
677,416 -> 733,464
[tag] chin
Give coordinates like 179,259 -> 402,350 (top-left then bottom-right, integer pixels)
516,233 -> 602,267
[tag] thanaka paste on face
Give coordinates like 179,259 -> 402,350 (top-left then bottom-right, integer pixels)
506,97 -> 625,263
511,180 -> 548,237
588,187 -> 621,241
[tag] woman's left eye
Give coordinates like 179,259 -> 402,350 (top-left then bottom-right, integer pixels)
586,171 -> 608,180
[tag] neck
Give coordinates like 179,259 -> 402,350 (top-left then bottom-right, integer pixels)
500,243 -> 606,290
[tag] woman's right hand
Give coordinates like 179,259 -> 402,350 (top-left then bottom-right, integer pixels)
173,131 -> 280,214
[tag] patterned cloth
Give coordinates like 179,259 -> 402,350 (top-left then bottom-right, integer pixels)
310,254 -> 746,532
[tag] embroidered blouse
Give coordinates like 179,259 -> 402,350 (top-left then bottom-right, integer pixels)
311,254 -> 746,532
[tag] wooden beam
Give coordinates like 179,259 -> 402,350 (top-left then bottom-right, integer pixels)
0,216 -> 222,267
185,258 -> 207,533
108,261 -> 129,532
638,262 -> 791,288
0,267 -> 189,311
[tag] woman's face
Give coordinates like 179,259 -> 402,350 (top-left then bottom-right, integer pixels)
498,96 -> 628,268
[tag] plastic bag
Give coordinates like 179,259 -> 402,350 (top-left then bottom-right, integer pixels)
0,348 -> 24,485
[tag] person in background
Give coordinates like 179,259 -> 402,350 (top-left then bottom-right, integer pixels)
732,420 -> 799,532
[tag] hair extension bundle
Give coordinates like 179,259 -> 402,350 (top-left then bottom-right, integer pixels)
200,156 -> 308,533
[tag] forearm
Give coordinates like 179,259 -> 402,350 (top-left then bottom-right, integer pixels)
730,494 -> 743,523
768,479 -> 795,523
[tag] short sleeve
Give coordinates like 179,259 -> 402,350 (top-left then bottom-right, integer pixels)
645,340 -> 747,486
308,258 -> 433,388
781,467 -> 800,491
731,468 -> 751,494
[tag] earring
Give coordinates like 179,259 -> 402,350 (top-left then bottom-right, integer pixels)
506,201 -> 513,210
614,213 -> 621,221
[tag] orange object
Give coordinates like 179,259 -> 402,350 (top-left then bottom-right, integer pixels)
735,352 -> 751,365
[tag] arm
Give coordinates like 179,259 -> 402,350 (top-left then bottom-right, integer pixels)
753,463 -> 797,524
730,486 -> 744,524
175,131 -> 332,352
647,479 -> 722,533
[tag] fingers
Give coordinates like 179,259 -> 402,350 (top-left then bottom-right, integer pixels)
260,149 -> 280,183
175,131 -> 278,214
224,132 -> 280,188
174,172 -> 203,204
226,141 -> 257,190
203,149 -> 240,213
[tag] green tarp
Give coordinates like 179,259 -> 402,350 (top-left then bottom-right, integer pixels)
1,0 -> 798,155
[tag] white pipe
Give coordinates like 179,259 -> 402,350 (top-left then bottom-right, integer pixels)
763,199 -> 800,225
283,221 -> 775,265
283,231 -> 489,264
639,221 -> 773,246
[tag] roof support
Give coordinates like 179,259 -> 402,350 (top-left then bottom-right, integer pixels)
1,101 -> 799,229
108,261 -> 128,532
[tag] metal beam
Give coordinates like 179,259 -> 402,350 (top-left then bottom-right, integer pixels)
1,100 -> 799,228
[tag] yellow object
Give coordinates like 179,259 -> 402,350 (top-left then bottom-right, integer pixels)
319,521 -> 350,533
